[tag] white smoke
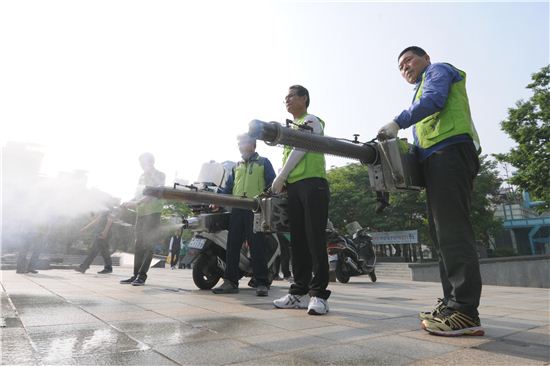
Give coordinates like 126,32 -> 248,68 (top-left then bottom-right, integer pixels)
1,142 -> 119,249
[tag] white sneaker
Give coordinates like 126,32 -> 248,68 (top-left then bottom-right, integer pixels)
307,297 -> 329,315
273,294 -> 309,309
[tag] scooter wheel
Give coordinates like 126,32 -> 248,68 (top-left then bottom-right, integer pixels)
335,261 -> 350,284
192,254 -> 223,289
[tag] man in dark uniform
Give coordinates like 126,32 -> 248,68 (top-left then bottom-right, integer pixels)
212,134 -> 275,297
75,209 -> 114,274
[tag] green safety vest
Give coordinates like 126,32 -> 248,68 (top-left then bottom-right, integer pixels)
136,170 -> 165,217
137,200 -> 164,217
282,114 -> 327,184
232,153 -> 266,198
414,64 -> 481,151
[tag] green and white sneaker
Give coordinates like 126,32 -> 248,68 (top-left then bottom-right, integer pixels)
421,308 -> 485,337
419,298 -> 447,320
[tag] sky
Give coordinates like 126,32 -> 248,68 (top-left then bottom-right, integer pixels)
1,0 -> 548,201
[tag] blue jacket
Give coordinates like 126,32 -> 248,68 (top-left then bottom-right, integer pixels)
394,63 -> 472,160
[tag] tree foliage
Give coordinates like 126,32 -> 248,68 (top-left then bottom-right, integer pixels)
495,65 -> 550,208
470,156 -> 504,245
327,156 -> 503,248
326,163 -> 426,237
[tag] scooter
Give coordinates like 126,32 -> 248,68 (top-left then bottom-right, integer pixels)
327,221 -> 377,283
179,162 -> 282,290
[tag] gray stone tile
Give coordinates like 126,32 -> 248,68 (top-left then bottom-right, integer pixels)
529,325 -> 550,335
46,350 -> 180,365
506,311 -> 550,322
410,348 -> 546,365
503,329 -> 550,347
476,338 -> 550,363
352,334 -> 458,360
0,328 -> 39,365
297,343 -> 415,365
18,308 -> 102,327
482,316 -> 544,338
155,338 -> 272,365
262,316 -> 332,331
300,324 -> 377,341
2,268 -> 550,366
91,308 -> 167,322
231,354 -> 318,365
26,323 -> 146,362
239,331 -> 332,353
187,316 -> 290,339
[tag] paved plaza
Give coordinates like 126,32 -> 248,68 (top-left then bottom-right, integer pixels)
1,267 -> 549,365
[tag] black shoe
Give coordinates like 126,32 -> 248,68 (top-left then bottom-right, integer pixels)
27,269 -> 38,274
212,280 -> 239,294
247,278 -> 257,288
256,285 -> 269,297
131,278 -> 146,286
97,268 -> 113,274
74,267 -> 86,274
120,276 -> 137,284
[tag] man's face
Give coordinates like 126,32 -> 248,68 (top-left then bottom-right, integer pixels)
238,141 -> 255,158
285,89 -> 307,114
139,157 -> 154,172
398,51 -> 430,84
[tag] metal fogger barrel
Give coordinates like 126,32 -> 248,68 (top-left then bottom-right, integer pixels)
143,186 -> 289,233
248,120 -> 424,192
143,187 -> 259,211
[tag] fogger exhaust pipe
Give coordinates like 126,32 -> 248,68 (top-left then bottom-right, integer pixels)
248,120 -> 379,164
143,187 -> 259,211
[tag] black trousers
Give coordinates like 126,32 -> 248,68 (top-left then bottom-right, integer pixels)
423,142 -> 481,317
224,208 -> 268,286
278,234 -> 292,278
16,242 -> 41,273
170,250 -> 180,267
80,237 -> 112,270
287,178 -> 331,300
133,213 -> 161,280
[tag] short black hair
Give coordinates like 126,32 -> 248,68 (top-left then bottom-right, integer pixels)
289,85 -> 310,107
398,46 -> 427,61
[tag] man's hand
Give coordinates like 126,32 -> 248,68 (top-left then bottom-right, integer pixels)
271,174 -> 286,194
377,121 -> 400,140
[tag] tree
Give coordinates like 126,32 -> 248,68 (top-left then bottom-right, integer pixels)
326,163 -> 427,235
326,155 -> 504,249
495,65 -> 550,208
471,156 -> 504,246
326,163 -> 377,230
162,201 -> 192,222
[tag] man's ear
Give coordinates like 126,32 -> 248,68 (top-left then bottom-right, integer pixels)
424,54 -> 431,64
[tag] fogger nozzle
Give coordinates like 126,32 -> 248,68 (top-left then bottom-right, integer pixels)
248,120 -> 379,164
